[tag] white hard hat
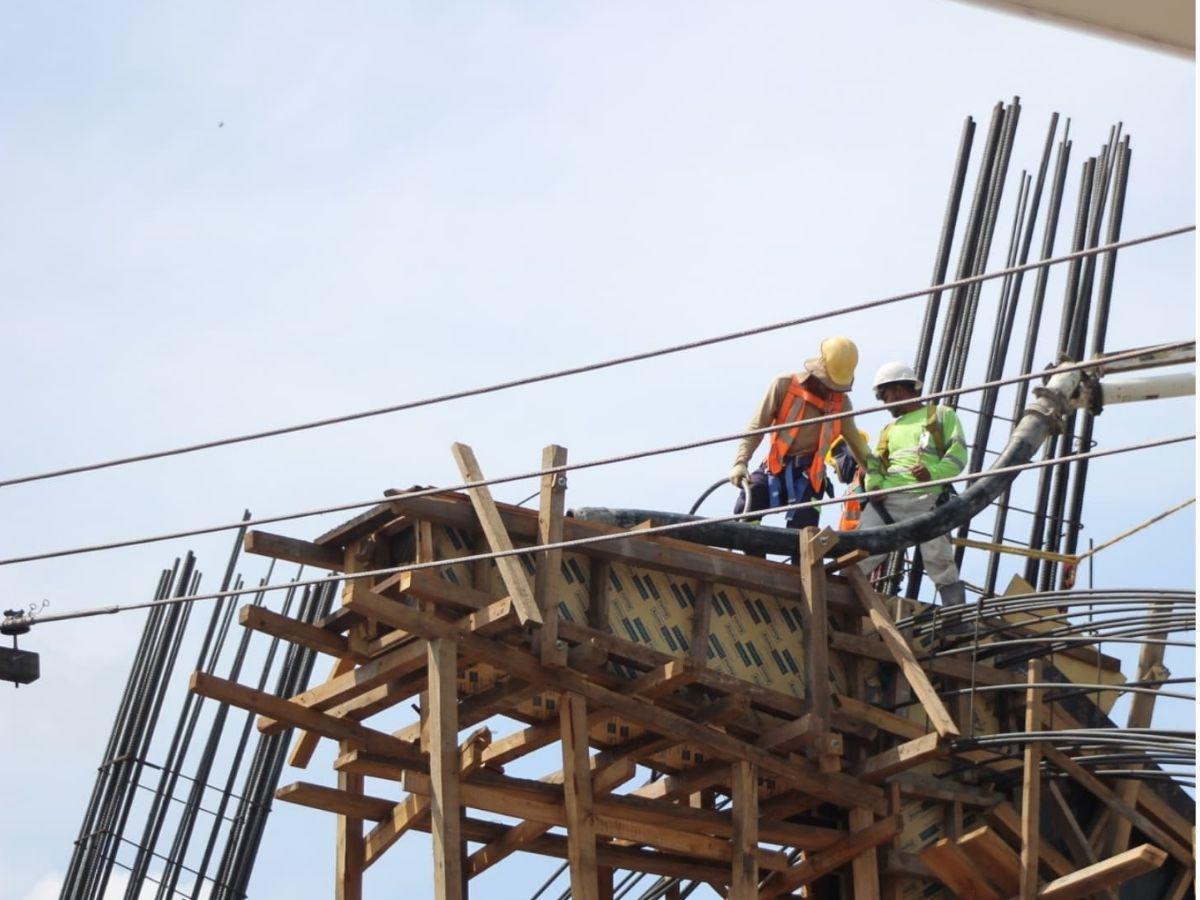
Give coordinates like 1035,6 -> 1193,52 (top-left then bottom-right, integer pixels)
872,361 -> 923,391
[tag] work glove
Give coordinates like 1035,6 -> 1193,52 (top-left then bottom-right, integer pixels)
729,462 -> 749,489
864,472 -> 883,493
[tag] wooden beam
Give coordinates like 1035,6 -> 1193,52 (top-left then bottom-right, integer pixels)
240,604 -> 358,660
561,692 -> 599,900
799,527 -> 835,728
849,808 -> 881,900
1106,601 -> 1171,856
450,442 -> 542,625
855,733 -> 942,783
388,491 -> 858,610
362,728 -> 490,870
1020,660 -> 1043,900
244,530 -> 344,570
346,588 -> 887,813
730,760 -> 758,900
427,638 -> 464,900
1037,844 -> 1168,900
336,759 -> 364,900
467,757 -> 635,878
624,659 -> 696,698
956,826 -> 1021,897
189,672 -> 421,763
758,815 -> 901,898
890,773 -> 1000,807
919,837 -> 1003,900
688,580 -> 714,670
832,694 -> 927,741
1041,744 -> 1194,866
986,802 -> 1074,881
277,781 -> 394,820
843,568 -> 959,738
288,656 -> 357,769
536,444 -> 569,663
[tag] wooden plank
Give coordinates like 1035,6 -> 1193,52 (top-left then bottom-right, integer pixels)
1037,844 -> 1168,900
536,444 -> 569,662
919,837 -> 1003,900
428,638 -> 464,900
277,781 -> 395,820
830,629 -> 1020,686
956,826 -> 1021,896
1106,603 -> 1170,856
189,672 -> 421,763
688,580 -> 714,670
244,529 -> 344,570
624,660 -> 696,698
467,757 -> 635,878
560,692 -> 599,900
855,733 -> 942,783
730,760 -> 758,900
240,604 -> 359,660
482,720 -> 562,768
986,802 -> 1074,880
759,815 -> 901,898
362,728 -> 490,870
336,762 -> 364,900
388,491 -> 858,610
849,808 -> 882,900
288,656 -> 357,769
630,761 -> 727,801
891,773 -> 1000,807
799,527 -> 835,728
832,694 -> 927,740
450,442 -> 541,625
1046,780 -> 1098,868
402,770 -> 791,869
1041,745 -> 1194,866
1020,660 -> 1043,900
374,568 -> 494,612
347,588 -> 887,813
843,568 -> 959,738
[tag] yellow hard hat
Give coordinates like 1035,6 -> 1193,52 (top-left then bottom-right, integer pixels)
806,336 -> 859,391
826,430 -> 871,464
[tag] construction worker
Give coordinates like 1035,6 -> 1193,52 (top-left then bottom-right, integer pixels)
856,361 -> 969,607
827,432 -> 868,531
729,336 -> 871,531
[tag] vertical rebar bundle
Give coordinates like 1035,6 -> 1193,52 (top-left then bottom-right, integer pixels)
59,524 -> 337,900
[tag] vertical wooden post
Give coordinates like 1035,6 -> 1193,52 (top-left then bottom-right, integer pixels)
799,528 -> 834,728
848,807 -> 881,899
730,760 -> 759,899
597,867 -> 615,900
1020,660 -> 1043,900
1107,603 -> 1170,855
429,638 -> 464,900
336,741 -> 365,900
688,580 -> 714,670
560,692 -> 599,900
536,444 -> 569,664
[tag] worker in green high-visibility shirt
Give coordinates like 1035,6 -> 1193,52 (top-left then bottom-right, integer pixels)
856,361 -> 969,608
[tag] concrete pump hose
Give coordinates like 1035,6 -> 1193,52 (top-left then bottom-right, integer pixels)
571,366 -> 1082,558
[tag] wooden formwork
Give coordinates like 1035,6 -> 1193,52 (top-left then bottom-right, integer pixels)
190,443 -> 1195,899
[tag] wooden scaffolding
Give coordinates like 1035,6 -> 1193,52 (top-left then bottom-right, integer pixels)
190,443 -> 1195,899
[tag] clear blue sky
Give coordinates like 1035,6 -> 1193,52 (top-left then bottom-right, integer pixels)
0,3 -> 1193,898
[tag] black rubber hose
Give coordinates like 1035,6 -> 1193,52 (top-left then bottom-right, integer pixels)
571,371 -> 1076,559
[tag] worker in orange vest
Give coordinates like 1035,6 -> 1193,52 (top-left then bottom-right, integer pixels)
729,337 -> 871,531
827,431 -> 870,531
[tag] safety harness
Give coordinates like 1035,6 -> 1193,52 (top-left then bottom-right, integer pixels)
876,403 -> 947,473
764,375 -> 844,491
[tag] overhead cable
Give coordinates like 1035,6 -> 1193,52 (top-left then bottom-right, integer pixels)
19,431 -> 1193,628
2,339 -> 1191,569
1,225 -> 1192,491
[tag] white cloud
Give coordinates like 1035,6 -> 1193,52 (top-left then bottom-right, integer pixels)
20,872 -> 62,900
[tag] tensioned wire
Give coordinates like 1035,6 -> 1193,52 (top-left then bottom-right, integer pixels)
21,431 -> 1193,627
0,224 -> 1191,491
2,339 -> 1191,568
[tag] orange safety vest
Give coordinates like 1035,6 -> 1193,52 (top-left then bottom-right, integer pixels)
838,473 -> 864,531
764,375 -> 844,492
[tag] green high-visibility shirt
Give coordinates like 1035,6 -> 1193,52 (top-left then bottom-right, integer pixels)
864,405 -> 967,496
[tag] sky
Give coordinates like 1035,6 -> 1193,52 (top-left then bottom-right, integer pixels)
0,2 -> 1194,899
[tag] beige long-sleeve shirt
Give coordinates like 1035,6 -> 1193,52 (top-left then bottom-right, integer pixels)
732,372 -> 870,469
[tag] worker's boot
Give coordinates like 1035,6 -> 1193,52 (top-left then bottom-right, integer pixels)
937,580 -> 972,636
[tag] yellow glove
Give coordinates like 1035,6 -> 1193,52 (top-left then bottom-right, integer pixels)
729,462 -> 749,488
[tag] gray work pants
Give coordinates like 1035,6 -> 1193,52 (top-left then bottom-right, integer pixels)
856,490 -> 961,587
